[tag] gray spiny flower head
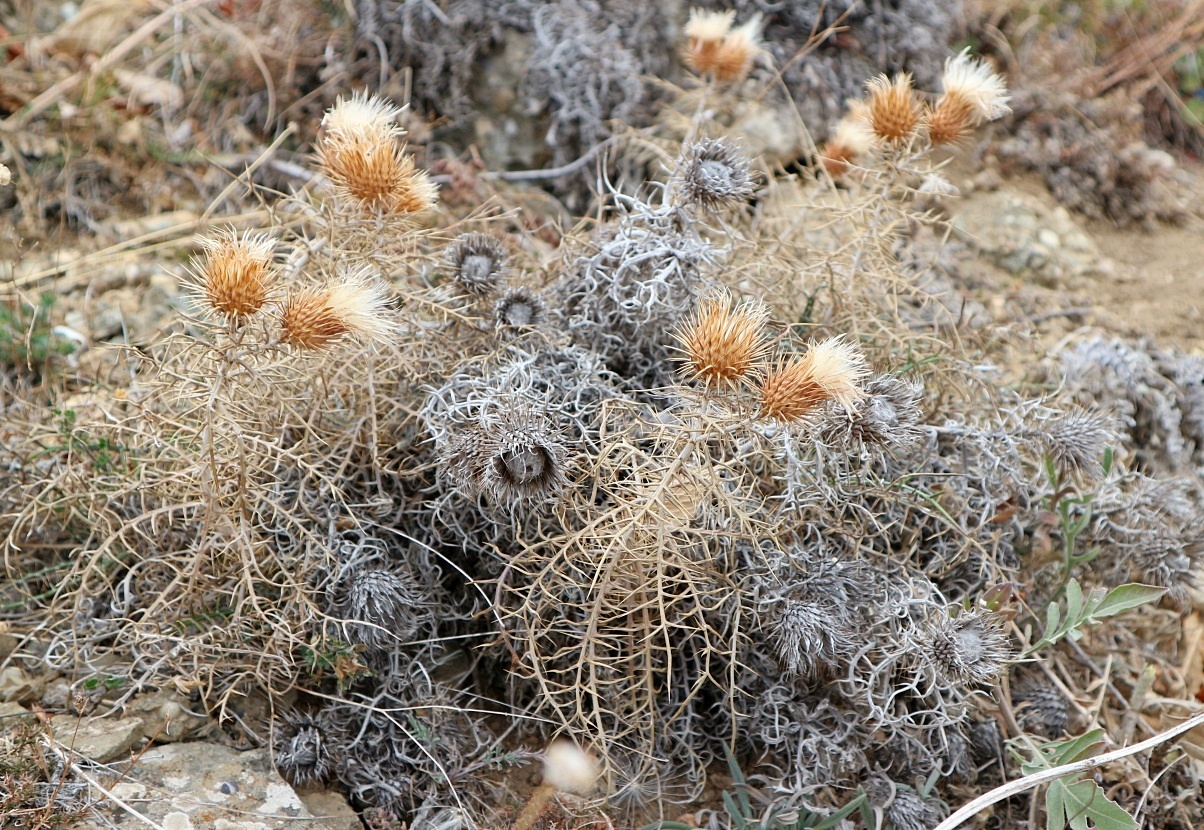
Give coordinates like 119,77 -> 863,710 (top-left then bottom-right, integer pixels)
675,137 -> 758,212
442,408 -> 568,507
273,712 -> 336,788
494,286 -> 547,331
866,776 -> 945,830
1034,406 -> 1118,480
1012,675 -> 1069,738
446,232 -> 507,295
341,568 -> 426,651
824,374 -> 925,449
923,606 -> 1013,686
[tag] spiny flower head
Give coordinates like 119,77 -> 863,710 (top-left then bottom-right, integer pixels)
676,137 -> 758,212
321,91 -> 405,144
683,9 -> 761,83
494,286 -> 546,331
316,93 -> 437,216
683,8 -> 734,76
1036,407 -> 1117,481
925,607 -> 1013,686
442,409 -> 568,507
926,50 -> 1010,145
190,228 -> 277,320
713,14 -> 763,83
342,569 -> 425,652
823,374 -> 925,449
542,739 -> 600,795
865,73 -> 922,143
818,103 -> 877,176
446,232 -> 506,295
673,289 -> 769,389
273,712 -> 335,788
758,337 -> 868,423
279,267 -> 396,350
1012,675 -> 1069,738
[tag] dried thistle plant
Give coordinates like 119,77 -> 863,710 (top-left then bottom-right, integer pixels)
188,228 -> 278,320
925,49 -> 1011,146
279,268 -> 396,350
865,73 -> 922,144
673,289 -> 769,390
758,338 -> 868,423
447,231 -> 507,296
675,137 -> 758,213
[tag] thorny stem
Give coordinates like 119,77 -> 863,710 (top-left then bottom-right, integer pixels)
933,710 -> 1204,830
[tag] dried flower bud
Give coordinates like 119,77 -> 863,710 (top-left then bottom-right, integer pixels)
279,269 -> 395,350
673,290 -> 769,389
317,92 -> 437,216
341,569 -> 425,651
446,232 -> 507,295
713,15 -> 763,83
774,599 -> 854,675
1012,676 -> 1069,738
758,337 -> 868,423
818,104 -> 876,176
443,409 -> 568,507
494,287 -> 546,331
676,137 -> 757,212
927,51 -> 1010,144
190,229 -> 276,320
865,73 -> 922,143
683,8 -> 734,76
924,607 -> 1013,686
866,777 -> 943,830
1034,407 -> 1117,480
823,375 -> 924,449
542,739 -> 599,795
273,712 -> 335,788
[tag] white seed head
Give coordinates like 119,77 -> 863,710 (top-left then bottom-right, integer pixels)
542,739 -> 599,795
322,91 -> 406,143
941,48 -> 1011,122
685,8 -> 734,44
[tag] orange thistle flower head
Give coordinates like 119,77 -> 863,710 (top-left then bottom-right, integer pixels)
190,228 -> 277,320
683,8 -> 734,76
279,266 -> 396,350
673,289 -> 769,389
316,92 -> 438,217
758,337 -> 868,422
713,14 -> 763,83
818,101 -> 877,176
927,49 -> 1011,145
864,73 -> 922,143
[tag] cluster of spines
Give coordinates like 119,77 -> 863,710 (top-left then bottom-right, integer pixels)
682,9 -> 762,84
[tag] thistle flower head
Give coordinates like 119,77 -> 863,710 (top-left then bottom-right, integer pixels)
342,568 -> 425,651
189,229 -> 277,320
443,409 -> 568,507
865,73 -> 922,143
713,14 -> 763,83
273,712 -> 335,788
866,777 -> 944,830
927,50 -> 1010,145
317,93 -> 437,216
676,137 -> 758,212
774,599 -> 854,675
494,287 -> 546,331
758,337 -> 868,423
824,374 -> 925,449
446,232 -> 507,295
683,8 -> 734,76
1036,407 -> 1118,481
1012,676 -> 1069,738
321,92 -> 406,143
542,739 -> 600,795
279,268 -> 395,350
818,105 -> 877,176
673,289 -> 769,389
925,607 -> 1013,686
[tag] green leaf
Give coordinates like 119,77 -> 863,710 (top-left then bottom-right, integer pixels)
1048,729 -> 1105,766
1061,780 -> 1137,830
1065,579 -> 1083,624
811,793 -> 868,830
1046,780 -> 1068,830
1093,583 -> 1167,619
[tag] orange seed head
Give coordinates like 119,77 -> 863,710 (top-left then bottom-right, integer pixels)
865,73 -> 921,143
759,337 -> 868,422
193,229 -> 276,320
674,291 -> 769,389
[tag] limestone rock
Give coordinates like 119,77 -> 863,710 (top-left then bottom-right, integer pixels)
77,743 -> 359,830
50,714 -> 143,762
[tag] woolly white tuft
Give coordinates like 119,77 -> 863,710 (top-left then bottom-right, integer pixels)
941,48 -> 1011,122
